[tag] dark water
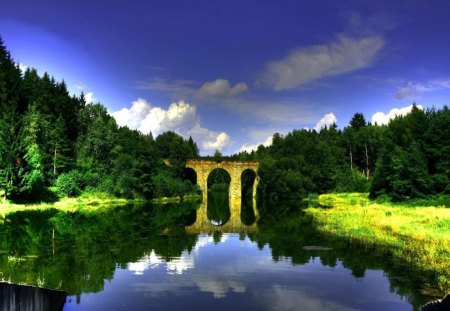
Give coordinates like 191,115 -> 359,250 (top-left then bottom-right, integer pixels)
0,197 -> 439,310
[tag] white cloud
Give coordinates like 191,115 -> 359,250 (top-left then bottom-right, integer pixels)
73,84 -> 96,104
260,35 -> 384,90
84,91 -> 95,104
371,104 -> 424,125
111,99 -> 231,153
238,135 -> 273,153
112,98 -> 152,129
189,125 -> 231,151
314,113 -> 337,131
395,78 -> 450,100
18,63 -> 28,73
197,79 -> 248,98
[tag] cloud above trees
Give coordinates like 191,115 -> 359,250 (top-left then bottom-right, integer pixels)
314,112 -> 337,131
371,104 -> 423,125
111,99 -> 231,153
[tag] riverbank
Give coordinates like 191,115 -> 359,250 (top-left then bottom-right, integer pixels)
305,193 -> 450,293
0,193 -> 201,215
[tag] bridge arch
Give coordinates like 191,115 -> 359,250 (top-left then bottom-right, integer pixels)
185,159 -> 259,223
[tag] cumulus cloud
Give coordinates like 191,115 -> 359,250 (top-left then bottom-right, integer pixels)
112,98 -> 152,129
111,99 -> 231,153
371,104 -> 423,125
238,135 -> 273,153
260,35 -> 384,90
197,79 -> 248,98
314,113 -> 337,132
395,78 -> 450,100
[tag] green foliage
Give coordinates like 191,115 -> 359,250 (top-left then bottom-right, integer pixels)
55,170 -> 83,197
207,169 -> 230,188
151,171 -> 196,198
253,105 -> 448,202
213,149 -> 222,162
334,169 -> 370,193
0,38 -> 200,202
1,36 -> 448,204
370,105 -> 448,201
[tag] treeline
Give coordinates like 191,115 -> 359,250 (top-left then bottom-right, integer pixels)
1,36 -> 448,203
238,108 -> 449,201
0,37 -> 199,201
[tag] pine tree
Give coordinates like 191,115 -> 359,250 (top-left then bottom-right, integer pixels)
48,115 -> 72,177
0,105 -> 21,199
18,104 -> 45,198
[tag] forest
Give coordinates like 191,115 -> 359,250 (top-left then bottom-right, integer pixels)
242,105 -> 450,202
0,36 -> 449,203
0,38 -> 199,201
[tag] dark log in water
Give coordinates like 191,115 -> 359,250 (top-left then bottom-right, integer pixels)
422,294 -> 450,311
0,282 -> 67,311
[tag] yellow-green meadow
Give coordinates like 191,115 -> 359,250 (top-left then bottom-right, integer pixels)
306,193 -> 450,293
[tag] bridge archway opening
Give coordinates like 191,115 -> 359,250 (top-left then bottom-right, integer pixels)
207,168 -> 231,226
241,169 -> 257,225
184,167 -> 197,186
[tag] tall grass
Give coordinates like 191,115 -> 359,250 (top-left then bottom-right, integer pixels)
306,193 -> 450,293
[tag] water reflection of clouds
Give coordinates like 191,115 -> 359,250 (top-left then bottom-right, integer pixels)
266,285 -> 359,311
127,234 -> 251,299
127,250 -> 163,275
193,276 -> 246,298
127,235 -> 230,276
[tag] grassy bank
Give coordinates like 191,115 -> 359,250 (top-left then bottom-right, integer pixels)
305,193 -> 450,293
0,191 -> 201,215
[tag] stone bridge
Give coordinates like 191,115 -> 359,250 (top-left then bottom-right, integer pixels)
185,159 -> 259,223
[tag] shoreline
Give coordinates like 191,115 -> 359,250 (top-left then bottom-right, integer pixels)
305,193 -> 450,294
0,194 -> 201,214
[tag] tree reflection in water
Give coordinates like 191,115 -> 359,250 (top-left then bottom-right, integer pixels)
0,200 -> 441,309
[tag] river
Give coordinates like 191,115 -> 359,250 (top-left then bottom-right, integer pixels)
0,195 -> 439,310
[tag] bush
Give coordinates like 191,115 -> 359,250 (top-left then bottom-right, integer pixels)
334,169 -> 370,193
152,172 -> 197,198
55,170 -> 83,197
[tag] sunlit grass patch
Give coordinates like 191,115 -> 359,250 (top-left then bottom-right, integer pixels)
306,193 -> 450,293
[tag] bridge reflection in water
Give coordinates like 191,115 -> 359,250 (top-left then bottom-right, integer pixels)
185,160 -> 260,233
185,196 -> 258,233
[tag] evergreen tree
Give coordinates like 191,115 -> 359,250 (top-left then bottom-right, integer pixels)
0,104 -> 21,199
18,104 -> 45,198
48,115 -> 72,177
349,113 -> 367,131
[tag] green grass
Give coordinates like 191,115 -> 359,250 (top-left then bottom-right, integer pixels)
305,193 -> 450,293
0,191 -> 201,215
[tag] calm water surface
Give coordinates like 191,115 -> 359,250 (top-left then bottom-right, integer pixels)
0,198 -> 439,310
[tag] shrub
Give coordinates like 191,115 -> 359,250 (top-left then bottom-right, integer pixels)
55,170 -> 83,197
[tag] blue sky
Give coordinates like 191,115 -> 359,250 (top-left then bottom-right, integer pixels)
2,0 -> 450,154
